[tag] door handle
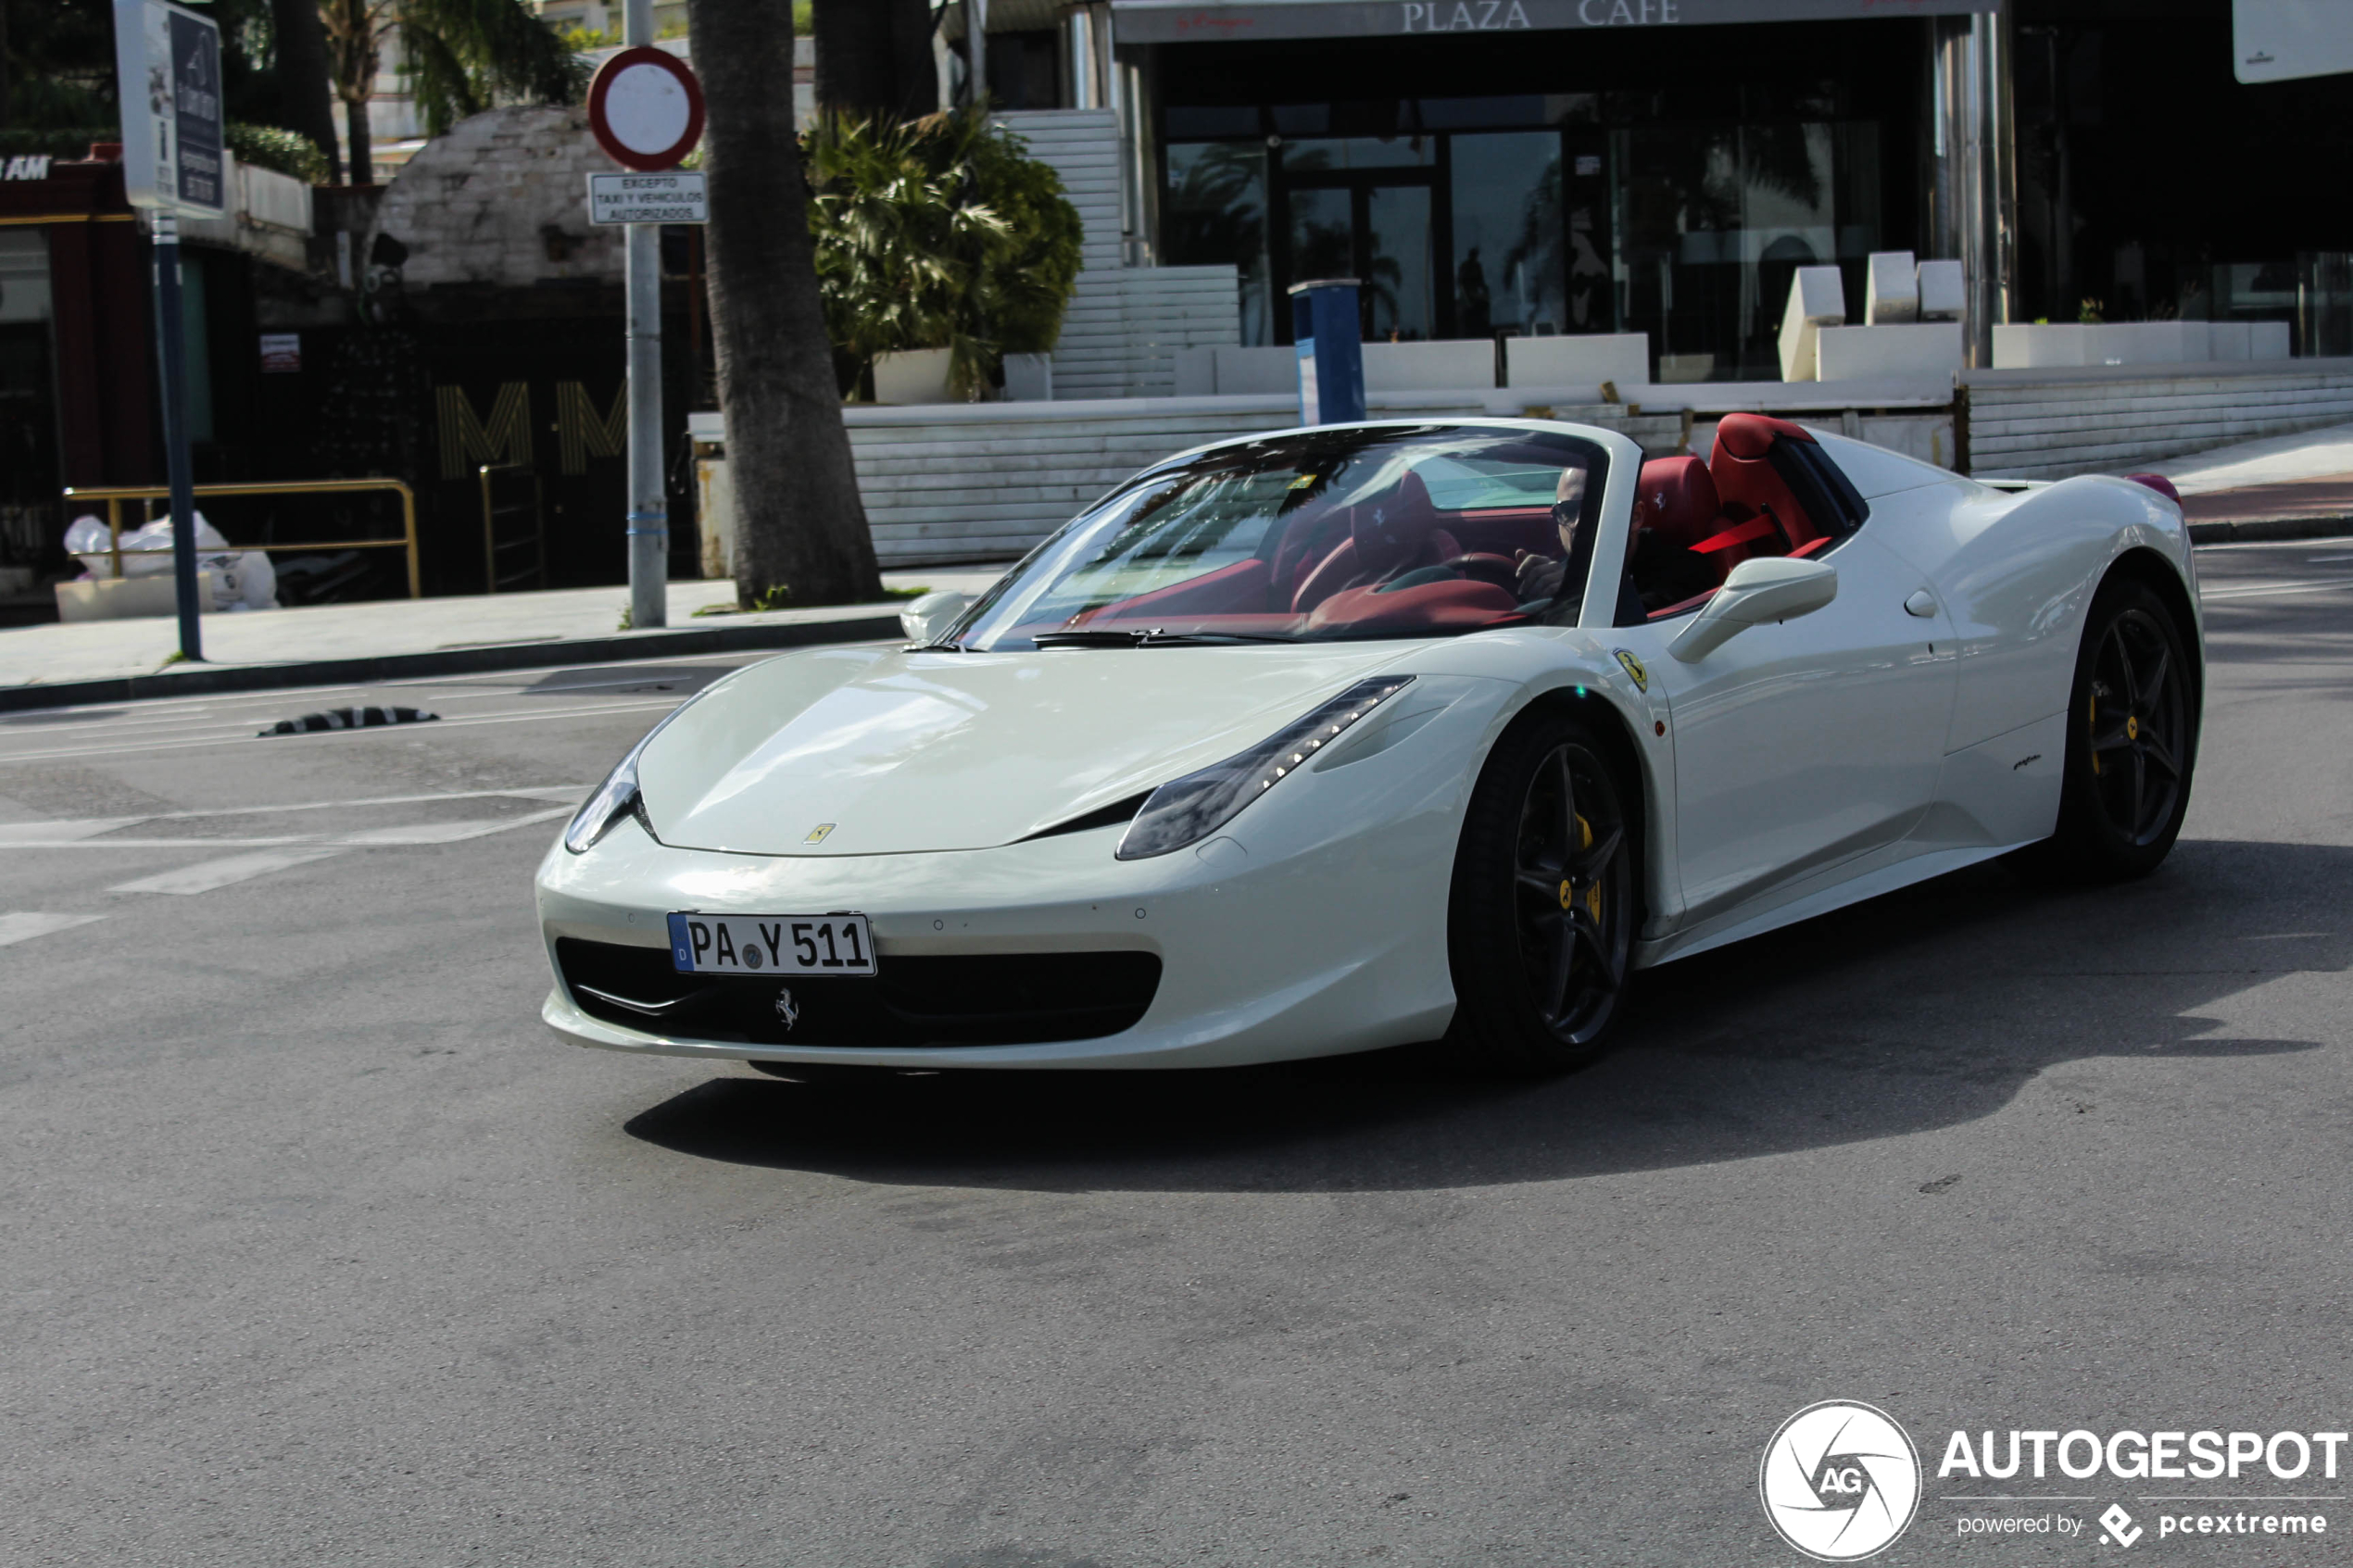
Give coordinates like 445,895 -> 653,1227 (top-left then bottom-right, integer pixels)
1904,590 -> 1938,618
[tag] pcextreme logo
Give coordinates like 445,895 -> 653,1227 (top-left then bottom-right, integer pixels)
1760,1400 -> 1924,1561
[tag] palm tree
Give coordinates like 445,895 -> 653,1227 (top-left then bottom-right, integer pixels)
272,0 -> 345,181
686,0 -> 884,608
321,0 -> 582,185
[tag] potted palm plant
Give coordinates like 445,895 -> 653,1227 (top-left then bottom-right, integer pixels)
806,107 -> 1084,403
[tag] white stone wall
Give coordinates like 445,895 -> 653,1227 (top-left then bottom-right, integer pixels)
369,107 -> 622,290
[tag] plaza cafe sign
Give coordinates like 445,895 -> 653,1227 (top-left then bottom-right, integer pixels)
1111,0 -> 1995,44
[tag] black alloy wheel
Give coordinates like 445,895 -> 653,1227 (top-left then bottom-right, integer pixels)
2050,577 -> 2197,878
1447,711 -> 1638,1073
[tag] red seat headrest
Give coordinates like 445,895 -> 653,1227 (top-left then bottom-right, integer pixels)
1352,470 -> 1440,576
1712,411 -> 1818,460
1635,457 -> 1722,551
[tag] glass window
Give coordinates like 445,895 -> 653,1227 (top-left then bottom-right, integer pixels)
1281,136 -> 1434,172
1449,132 -> 1563,337
1287,187 -> 1353,284
942,426 -> 1611,650
1365,186 -> 1434,342
1165,142 -> 1273,345
1616,120 -> 1879,381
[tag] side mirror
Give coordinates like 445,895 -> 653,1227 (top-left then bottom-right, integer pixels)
900,589 -> 971,646
1667,556 -> 1838,663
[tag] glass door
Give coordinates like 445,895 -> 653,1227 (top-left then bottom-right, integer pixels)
1283,180 -> 1437,342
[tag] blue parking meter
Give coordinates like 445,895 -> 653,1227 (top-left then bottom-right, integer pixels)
1289,279 -> 1365,426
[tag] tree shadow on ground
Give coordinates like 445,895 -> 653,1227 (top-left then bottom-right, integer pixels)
624,838 -> 2346,1193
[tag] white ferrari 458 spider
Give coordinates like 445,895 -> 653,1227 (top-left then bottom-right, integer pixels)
537,412 -> 2201,1074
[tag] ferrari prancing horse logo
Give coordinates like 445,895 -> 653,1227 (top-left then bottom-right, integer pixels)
1613,648 -> 1649,692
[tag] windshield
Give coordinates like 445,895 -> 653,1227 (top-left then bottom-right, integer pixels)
945,425 -> 1612,650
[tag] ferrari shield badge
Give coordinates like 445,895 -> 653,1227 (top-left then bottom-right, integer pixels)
1613,649 -> 1649,692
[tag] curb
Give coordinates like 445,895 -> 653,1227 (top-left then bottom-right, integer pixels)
2186,516 -> 2353,545
0,611 -> 903,715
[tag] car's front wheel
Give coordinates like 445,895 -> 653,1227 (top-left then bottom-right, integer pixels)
1445,709 -> 1638,1073
2047,576 -> 2197,879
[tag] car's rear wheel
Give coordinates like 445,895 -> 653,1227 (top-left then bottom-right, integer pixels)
2048,576 -> 2196,879
1446,711 -> 1638,1073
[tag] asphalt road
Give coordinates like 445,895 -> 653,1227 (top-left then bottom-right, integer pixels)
5,539 -> 2350,1568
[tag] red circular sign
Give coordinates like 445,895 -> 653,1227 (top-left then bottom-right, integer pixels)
587,47 -> 706,172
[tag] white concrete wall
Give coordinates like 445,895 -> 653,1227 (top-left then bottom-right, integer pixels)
1964,360 -> 2353,479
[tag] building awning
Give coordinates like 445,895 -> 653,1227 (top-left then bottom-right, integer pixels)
1112,0 -> 1994,44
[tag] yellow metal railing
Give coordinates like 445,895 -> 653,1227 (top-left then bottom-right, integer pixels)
59,478 -> 422,598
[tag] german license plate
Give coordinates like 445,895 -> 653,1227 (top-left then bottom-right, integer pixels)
666,912 -> 876,976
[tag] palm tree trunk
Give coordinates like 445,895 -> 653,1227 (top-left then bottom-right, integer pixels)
687,0 -> 883,608
343,94 -> 374,185
271,0 -> 343,180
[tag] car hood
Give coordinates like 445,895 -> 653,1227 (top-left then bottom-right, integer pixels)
636,641 -> 1425,855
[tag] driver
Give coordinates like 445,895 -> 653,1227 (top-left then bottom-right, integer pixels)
1514,466 -> 1645,624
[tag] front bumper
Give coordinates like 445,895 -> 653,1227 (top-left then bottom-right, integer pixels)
534,734 -> 1478,1069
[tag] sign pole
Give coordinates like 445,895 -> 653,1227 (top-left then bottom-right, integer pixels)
623,0 -> 667,630
153,210 -> 204,660
116,0 -> 223,660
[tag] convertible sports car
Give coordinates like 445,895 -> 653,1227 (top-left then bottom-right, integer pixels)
536,411 -> 2201,1073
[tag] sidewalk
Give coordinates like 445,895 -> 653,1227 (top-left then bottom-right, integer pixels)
2139,421 -> 2353,543
0,568 -> 1005,713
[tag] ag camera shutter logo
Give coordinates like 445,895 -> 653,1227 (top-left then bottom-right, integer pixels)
1760,1400 -> 1923,1561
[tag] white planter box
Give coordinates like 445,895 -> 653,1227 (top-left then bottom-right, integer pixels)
1993,323 -> 2087,368
57,572 -> 216,622
1917,259 -> 1966,321
872,347 -> 958,405
1864,251 -> 1918,324
1778,266 -> 1848,382
1210,345 -> 1299,395
1363,339 -> 1494,391
1001,352 -> 1053,402
1815,322 -> 1963,382
1504,332 -> 1651,392
2252,320 -> 2292,360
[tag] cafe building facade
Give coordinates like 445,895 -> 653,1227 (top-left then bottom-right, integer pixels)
1026,0 -> 2353,380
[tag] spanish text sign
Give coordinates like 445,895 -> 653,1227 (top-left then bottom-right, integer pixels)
587,171 -> 708,226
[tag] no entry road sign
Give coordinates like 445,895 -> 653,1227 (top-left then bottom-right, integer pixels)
586,46 -> 705,172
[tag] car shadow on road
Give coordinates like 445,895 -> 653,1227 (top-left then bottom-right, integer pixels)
623,838 -> 2346,1193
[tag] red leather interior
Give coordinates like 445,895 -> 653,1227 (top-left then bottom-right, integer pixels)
1083,558 -> 1270,621
1306,579 -> 1519,633
1691,515 -> 1783,556
1635,457 -> 1722,551
1290,473 -> 1463,614
1709,411 -> 1825,550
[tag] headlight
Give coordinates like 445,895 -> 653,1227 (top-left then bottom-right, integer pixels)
562,692 -> 705,854
1115,676 -> 1414,860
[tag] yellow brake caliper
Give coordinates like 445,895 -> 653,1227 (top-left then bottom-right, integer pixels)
1559,815 -> 1604,923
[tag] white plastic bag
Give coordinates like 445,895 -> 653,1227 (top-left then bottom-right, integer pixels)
70,509 -> 276,608
63,514 -> 113,574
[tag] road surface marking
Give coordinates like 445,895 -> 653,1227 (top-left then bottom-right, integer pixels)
0,698 -> 681,766
0,818 -> 151,843
335,807 -> 571,845
0,911 -> 106,947
108,849 -> 346,896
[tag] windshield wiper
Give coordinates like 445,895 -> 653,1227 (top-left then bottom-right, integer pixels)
1031,628 -> 1290,648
